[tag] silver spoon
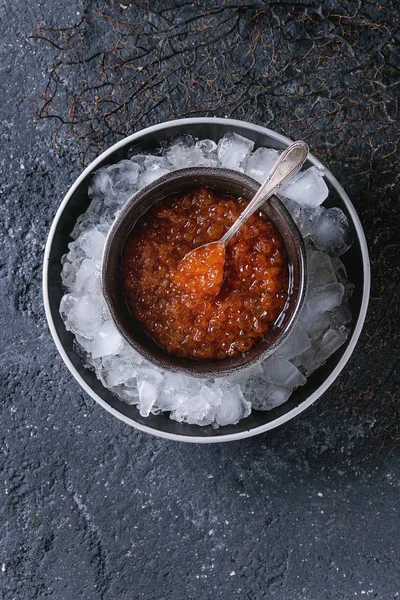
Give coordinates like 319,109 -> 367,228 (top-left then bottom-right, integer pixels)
174,140 -> 309,295
219,140 -> 309,246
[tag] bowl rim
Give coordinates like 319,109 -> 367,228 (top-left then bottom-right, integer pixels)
43,117 -> 370,443
101,166 -> 307,377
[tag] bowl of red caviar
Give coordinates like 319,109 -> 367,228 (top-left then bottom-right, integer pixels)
101,166 -> 307,377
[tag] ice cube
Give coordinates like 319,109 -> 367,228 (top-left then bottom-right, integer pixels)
281,166 -> 329,208
108,160 -> 140,193
308,249 -> 337,287
195,139 -> 217,156
226,362 -> 264,384
90,160 -> 140,210
171,383 -> 222,426
113,384 -> 139,406
297,326 -> 348,375
72,258 -> 100,294
130,154 -> 167,168
138,381 -> 160,417
318,328 -> 348,362
136,367 -> 164,417
163,372 -> 202,395
138,164 -> 171,187
66,238 -> 86,265
244,147 -> 279,183
165,142 -> 208,169
262,355 -> 306,388
168,134 -> 195,148
100,351 -> 138,387
60,293 -> 102,339
97,220 -> 113,236
251,380 -> 292,411
158,373 -> 203,412
75,206 -> 113,241
299,307 -> 331,338
311,207 -> 353,256
155,391 -> 185,414
330,304 -> 352,332
331,257 -> 355,299
79,227 -> 106,261
216,384 -> 251,426
130,155 -> 171,186
89,170 -> 111,201
295,346 -> 319,376
217,132 -> 254,171
91,320 -> 123,359
281,198 -> 324,237
306,282 -> 345,313
276,324 -> 311,360
61,260 -> 78,289
74,333 -> 94,355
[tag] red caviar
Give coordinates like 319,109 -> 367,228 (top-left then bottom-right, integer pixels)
121,187 -> 288,360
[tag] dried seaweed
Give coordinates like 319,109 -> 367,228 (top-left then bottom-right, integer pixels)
30,0 -> 400,453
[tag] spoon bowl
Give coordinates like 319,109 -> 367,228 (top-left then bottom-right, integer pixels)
172,240 -> 226,297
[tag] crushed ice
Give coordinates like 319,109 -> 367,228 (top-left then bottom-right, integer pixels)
60,133 -> 354,427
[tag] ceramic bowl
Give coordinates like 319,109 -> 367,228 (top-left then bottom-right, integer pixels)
101,167 -> 307,377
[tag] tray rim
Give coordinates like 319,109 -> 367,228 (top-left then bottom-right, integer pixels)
43,117 -> 371,443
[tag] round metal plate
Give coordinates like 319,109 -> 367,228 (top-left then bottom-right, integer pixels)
43,117 -> 370,443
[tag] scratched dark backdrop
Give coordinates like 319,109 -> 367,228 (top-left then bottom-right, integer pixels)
1,1 -> 399,599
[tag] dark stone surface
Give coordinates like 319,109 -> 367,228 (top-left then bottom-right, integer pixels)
0,2 -> 399,599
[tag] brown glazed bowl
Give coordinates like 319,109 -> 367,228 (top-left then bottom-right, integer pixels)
101,167 -> 307,377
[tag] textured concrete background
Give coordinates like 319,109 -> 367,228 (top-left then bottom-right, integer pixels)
1,1 -> 399,599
